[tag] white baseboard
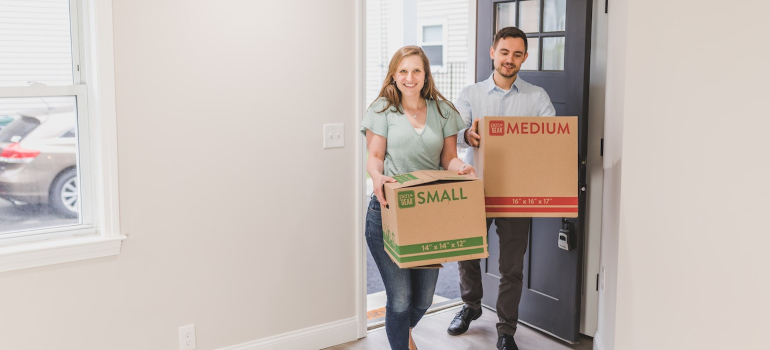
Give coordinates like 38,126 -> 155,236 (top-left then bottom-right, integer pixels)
593,331 -> 605,350
218,317 -> 358,350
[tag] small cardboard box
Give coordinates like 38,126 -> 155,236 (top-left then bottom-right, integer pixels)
474,116 -> 578,218
381,170 -> 489,268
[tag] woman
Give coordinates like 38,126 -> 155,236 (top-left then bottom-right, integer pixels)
361,46 -> 476,350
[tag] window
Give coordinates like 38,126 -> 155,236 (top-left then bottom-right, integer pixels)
419,22 -> 446,70
0,0 -> 123,272
495,0 -> 566,71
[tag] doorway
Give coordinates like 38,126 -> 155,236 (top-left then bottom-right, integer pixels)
358,0 -> 605,340
361,0 -> 475,328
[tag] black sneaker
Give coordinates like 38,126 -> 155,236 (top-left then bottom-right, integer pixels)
497,333 -> 519,350
446,305 -> 482,335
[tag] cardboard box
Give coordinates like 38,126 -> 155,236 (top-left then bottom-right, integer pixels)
474,116 -> 578,218
381,170 -> 489,268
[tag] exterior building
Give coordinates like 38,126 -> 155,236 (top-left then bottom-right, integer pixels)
366,0 -> 470,105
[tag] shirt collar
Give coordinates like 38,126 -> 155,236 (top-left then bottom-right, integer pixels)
484,73 -> 521,94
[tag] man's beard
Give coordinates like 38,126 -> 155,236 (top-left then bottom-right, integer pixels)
495,62 -> 519,78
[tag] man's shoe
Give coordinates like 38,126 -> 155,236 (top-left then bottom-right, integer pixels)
446,305 -> 482,335
496,333 -> 519,350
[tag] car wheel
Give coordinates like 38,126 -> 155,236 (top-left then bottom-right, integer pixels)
49,168 -> 78,218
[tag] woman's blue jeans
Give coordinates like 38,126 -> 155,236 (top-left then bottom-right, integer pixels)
366,198 -> 439,350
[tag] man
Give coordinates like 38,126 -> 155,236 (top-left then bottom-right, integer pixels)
448,27 -> 555,350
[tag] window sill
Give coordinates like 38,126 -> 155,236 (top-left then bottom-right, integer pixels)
0,234 -> 127,273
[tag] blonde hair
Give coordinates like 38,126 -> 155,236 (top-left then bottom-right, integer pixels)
373,46 -> 457,118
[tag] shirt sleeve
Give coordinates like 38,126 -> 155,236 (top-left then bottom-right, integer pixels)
439,101 -> 465,138
538,89 -> 557,117
455,86 -> 473,145
360,99 -> 389,138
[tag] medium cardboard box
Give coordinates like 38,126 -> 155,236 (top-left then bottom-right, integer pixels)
381,170 -> 489,268
474,116 -> 578,218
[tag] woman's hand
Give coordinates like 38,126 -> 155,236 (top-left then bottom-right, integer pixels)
458,163 -> 477,178
373,174 -> 397,207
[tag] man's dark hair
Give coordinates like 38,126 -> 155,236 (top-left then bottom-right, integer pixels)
493,26 -> 528,53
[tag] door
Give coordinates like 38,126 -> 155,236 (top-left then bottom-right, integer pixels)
476,0 -> 592,343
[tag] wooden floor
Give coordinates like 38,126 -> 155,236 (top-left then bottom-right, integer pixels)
325,305 -> 593,350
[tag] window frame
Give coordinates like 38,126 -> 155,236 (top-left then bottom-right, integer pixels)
495,0 -> 567,71
0,0 -> 124,273
418,20 -> 448,72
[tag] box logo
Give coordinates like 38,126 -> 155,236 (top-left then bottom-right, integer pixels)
489,121 -> 505,136
398,190 -> 416,208
507,122 -> 570,135
397,187 -> 470,209
416,187 -> 468,204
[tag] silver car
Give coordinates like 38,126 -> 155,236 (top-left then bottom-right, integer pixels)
0,107 -> 78,218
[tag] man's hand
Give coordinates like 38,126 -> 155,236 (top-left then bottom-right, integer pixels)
466,118 -> 481,148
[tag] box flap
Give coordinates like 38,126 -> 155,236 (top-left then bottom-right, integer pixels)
386,170 -> 478,190
418,170 -> 478,182
386,171 -> 436,190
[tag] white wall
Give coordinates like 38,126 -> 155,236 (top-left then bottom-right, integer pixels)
598,0 -> 770,349
0,1 -> 360,349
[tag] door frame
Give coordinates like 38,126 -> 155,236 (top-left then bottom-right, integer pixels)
581,0 -> 607,336
354,0 -> 605,338
356,0 -> 367,339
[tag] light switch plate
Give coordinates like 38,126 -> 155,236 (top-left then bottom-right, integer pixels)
324,123 -> 344,149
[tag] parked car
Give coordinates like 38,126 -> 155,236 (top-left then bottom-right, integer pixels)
0,107 -> 78,218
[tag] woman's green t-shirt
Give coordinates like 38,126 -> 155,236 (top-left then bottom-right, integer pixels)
360,97 -> 464,177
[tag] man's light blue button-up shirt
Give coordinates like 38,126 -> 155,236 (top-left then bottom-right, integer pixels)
455,74 -> 556,166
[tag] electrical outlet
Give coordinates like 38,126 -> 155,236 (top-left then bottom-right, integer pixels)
179,324 -> 196,350
323,123 -> 344,149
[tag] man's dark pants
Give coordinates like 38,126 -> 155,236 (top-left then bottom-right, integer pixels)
458,217 -> 530,336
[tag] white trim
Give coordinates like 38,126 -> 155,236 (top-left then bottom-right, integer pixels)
83,0 -> 121,239
0,226 -> 97,247
217,317 -> 358,350
69,0 -> 84,85
0,86 -> 85,97
467,0 -> 477,85
593,330 -> 605,350
0,0 -> 123,273
355,0 -> 367,340
0,234 -> 126,273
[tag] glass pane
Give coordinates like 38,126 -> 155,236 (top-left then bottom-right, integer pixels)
543,36 -> 565,70
0,97 -> 80,235
519,0 -> 541,33
496,2 -> 516,32
0,1 -> 74,87
422,45 -> 443,66
544,0 -> 566,32
423,25 -> 442,43
521,37 -> 540,71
